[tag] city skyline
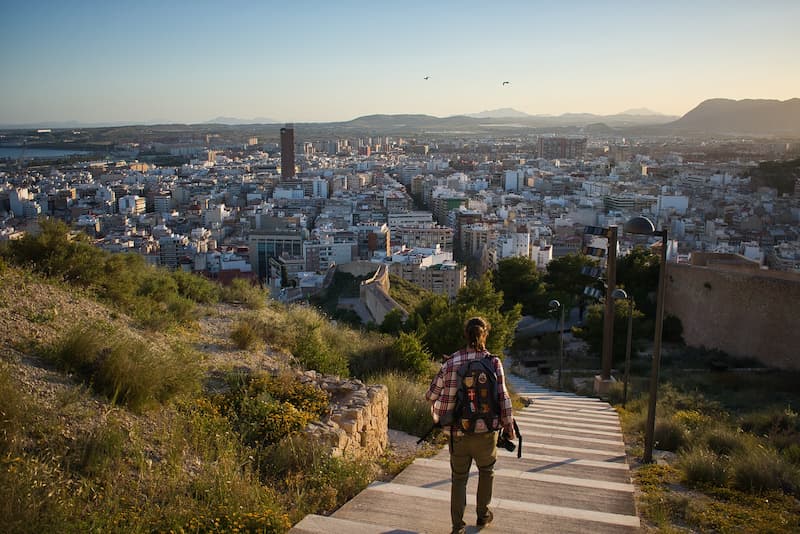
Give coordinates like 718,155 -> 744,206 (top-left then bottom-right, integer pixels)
1,0 -> 799,125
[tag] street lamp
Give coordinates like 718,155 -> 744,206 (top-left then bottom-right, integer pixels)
549,299 -> 565,391
624,215 -> 668,464
612,288 -> 634,407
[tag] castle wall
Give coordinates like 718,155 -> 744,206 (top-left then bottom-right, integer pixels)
665,263 -> 800,370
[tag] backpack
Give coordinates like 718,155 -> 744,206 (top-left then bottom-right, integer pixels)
443,353 -> 501,434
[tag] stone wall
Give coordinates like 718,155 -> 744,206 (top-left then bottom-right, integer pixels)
665,262 -> 800,370
299,370 -> 389,458
338,261 -> 384,278
360,264 -> 407,325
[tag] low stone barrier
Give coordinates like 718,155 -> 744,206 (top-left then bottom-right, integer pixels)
299,370 -> 389,458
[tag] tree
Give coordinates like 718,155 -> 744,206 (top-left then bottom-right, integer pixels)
379,308 -> 406,335
572,299 -> 646,360
616,247 -> 660,319
418,274 -> 521,357
492,257 -> 546,315
543,253 -> 599,314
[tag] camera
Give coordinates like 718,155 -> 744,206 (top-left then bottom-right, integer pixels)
497,431 -> 515,452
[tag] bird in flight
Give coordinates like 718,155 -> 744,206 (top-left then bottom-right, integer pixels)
502,81 -> 510,86
424,76 -> 430,80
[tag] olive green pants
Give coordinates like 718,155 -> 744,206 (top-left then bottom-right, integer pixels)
450,431 -> 497,531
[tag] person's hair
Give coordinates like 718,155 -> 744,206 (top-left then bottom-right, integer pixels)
464,316 -> 490,351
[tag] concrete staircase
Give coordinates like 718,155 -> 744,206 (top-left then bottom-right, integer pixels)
291,373 -> 640,534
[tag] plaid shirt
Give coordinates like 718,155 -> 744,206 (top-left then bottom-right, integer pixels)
425,348 -> 514,434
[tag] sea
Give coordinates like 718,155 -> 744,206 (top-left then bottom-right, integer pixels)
0,147 -> 92,159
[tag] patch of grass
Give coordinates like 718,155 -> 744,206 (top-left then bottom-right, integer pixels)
0,363 -> 32,454
388,274 -> 435,312
730,446 -> 800,495
369,371 -> 432,437
221,279 -> 266,309
259,437 -> 374,524
680,445 -> 729,487
654,417 -> 687,452
74,420 -> 128,477
230,317 -> 267,350
686,487 -> 800,533
0,396 -> 294,533
46,323 -> 201,411
634,463 -> 688,528
703,425 -> 747,456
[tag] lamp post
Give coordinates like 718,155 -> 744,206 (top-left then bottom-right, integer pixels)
623,216 -> 668,464
612,288 -> 634,407
549,299 -> 565,391
600,226 -> 618,382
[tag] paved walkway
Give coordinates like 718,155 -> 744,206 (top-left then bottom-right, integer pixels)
291,373 -> 640,534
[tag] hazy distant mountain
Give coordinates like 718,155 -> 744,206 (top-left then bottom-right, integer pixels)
0,119 -> 172,129
665,98 -> 800,135
619,107 -> 665,116
205,116 -> 278,125
320,110 -> 679,135
465,108 -> 531,119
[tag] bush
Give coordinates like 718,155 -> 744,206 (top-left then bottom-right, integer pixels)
680,445 -> 728,487
703,426 -> 746,456
654,417 -> 687,452
370,371 -> 432,437
171,269 -> 220,304
47,324 -> 201,411
230,319 -> 267,350
259,437 -> 373,523
0,363 -> 31,454
391,332 -> 435,377
731,446 -> 800,494
75,420 -> 128,477
221,279 -> 266,309
216,371 -> 329,447
292,325 -> 349,376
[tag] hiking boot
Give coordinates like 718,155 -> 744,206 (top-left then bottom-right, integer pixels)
477,509 -> 493,527
451,527 -> 466,534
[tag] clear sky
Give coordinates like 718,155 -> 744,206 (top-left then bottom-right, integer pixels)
1,0 -> 798,125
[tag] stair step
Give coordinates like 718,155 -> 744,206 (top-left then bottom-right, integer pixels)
290,514 -> 416,534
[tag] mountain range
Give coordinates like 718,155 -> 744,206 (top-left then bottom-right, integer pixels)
324,99 -> 800,136
2,99 -> 799,137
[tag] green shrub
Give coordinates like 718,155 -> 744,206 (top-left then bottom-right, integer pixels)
5,218 -> 105,285
230,319 -> 266,350
370,371 -> 432,436
216,371 -> 328,447
292,325 -> 349,377
0,452 -> 76,531
0,363 -> 31,454
784,444 -> 800,466
259,437 -> 373,522
680,445 -> 729,487
654,417 -> 687,452
48,324 -> 201,411
171,269 -> 220,303
221,279 -> 266,309
703,426 -> 746,456
391,332 -> 435,378
740,406 -> 800,435
75,421 -> 128,477
731,446 -> 800,494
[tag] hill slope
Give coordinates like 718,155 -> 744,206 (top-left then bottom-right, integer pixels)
665,98 -> 800,136
0,266 -> 384,532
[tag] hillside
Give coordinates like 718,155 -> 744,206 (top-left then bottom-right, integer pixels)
665,98 -> 800,136
0,264 -> 418,532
